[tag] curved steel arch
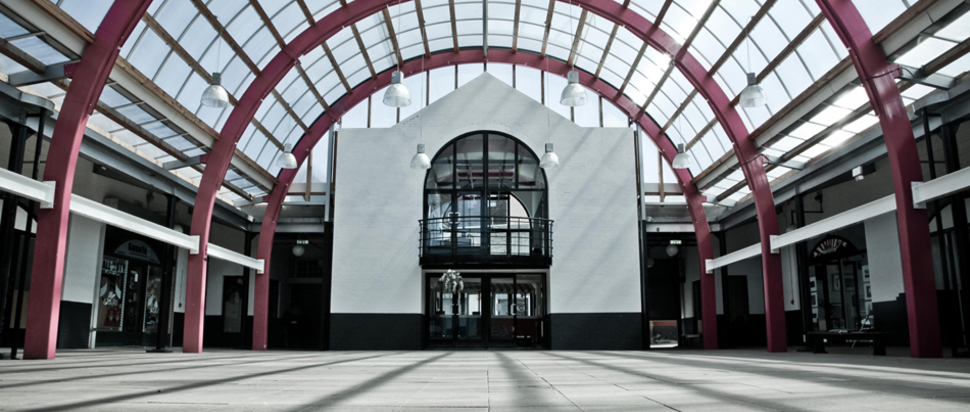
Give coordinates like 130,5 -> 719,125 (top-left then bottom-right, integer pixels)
184,0 -> 784,353
23,0 -> 153,360
249,49 -> 718,351
815,0 -> 940,358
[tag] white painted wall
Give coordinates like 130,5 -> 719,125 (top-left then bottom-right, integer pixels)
331,73 -> 641,315
61,215 -> 105,304
864,212 -> 906,303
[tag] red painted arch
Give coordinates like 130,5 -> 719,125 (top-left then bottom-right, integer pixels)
251,50 -> 718,351
24,0 -> 153,360
815,0 -> 940,357
187,0 -> 783,353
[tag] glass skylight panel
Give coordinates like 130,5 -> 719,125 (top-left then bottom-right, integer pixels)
770,135 -> 803,152
901,84 -> 937,100
270,2 -> 306,37
100,86 -> 133,107
853,0 -> 907,34
800,143 -> 830,159
225,5 -> 262,44
767,0 -> 812,39
773,53 -> 813,102
841,113 -> 879,134
748,16 -> 787,65
0,13 -> 29,39
936,53 -> 970,78
154,57 -> 194,99
690,28 -> 725,70
10,37 -> 69,66
809,105 -> 852,126
153,2 -> 195,39
56,0 -> 112,33
819,130 -> 855,148
177,20 -> 218,62
935,11 -> 970,42
894,37 -> 958,68
796,29 -> 839,81
309,0 -> 343,21
832,86 -> 869,109
789,121 -> 825,139
0,55 -> 28,75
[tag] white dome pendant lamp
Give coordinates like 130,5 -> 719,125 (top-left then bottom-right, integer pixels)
202,22 -> 230,108
540,143 -> 560,169
201,72 -> 230,108
383,2 -> 410,107
672,143 -> 692,169
411,144 -> 431,169
560,70 -> 587,107
277,143 -> 298,169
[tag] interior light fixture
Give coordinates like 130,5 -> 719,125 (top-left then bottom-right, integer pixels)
672,143 -> 692,169
739,73 -> 767,108
540,143 -> 560,169
411,144 -> 431,169
201,72 -> 230,108
739,16 -> 766,108
292,244 -> 305,257
384,71 -> 411,107
560,70 -> 587,106
277,143 -> 298,169
202,21 -> 229,108
666,244 -> 679,257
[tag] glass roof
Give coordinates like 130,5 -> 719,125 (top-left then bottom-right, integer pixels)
0,0 -> 966,208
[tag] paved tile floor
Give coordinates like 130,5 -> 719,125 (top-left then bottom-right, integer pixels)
1,348 -> 969,411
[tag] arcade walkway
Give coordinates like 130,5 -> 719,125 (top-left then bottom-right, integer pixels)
1,348 -> 969,411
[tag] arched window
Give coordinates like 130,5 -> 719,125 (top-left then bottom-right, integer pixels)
421,131 -> 552,267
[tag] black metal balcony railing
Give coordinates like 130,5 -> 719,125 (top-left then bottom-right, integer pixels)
419,216 -> 553,266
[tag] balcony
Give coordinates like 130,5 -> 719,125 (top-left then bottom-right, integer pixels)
419,216 -> 553,267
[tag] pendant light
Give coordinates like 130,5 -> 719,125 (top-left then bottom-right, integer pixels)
202,22 -> 230,108
540,143 -> 559,169
672,143 -> 692,169
560,71 -> 587,106
383,2 -> 410,107
739,17 -> 766,108
560,2 -> 587,107
411,144 -> 431,169
292,244 -> 305,257
277,143 -> 298,169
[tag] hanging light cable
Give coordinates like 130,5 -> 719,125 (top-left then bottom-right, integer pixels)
202,20 -> 230,108
412,61 -> 431,170
560,0 -> 587,107
541,62 -> 560,169
739,17 -> 766,108
384,1 -> 411,107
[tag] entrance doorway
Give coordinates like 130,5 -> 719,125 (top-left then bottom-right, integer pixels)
808,236 -> 868,331
426,273 -> 546,349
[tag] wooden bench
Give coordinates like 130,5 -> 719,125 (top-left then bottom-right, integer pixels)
807,331 -> 889,356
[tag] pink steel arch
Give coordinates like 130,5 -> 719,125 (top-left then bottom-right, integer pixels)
23,0 -> 153,360
185,0 -> 785,353
250,50 -> 718,351
815,0 -> 940,357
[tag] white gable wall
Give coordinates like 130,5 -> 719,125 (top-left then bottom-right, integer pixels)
331,73 -> 641,316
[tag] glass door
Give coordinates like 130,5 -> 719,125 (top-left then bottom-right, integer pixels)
490,277 -> 516,347
427,275 -> 483,346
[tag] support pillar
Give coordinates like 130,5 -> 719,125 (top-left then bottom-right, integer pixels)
252,183 -> 287,351
23,0 -> 153,360
0,121 -> 28,357
816,0 -> 940,357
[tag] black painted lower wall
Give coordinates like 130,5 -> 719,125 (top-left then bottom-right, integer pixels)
549,313 -> 642,350
330,314 -> 423,350
57,301 -> 91,349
